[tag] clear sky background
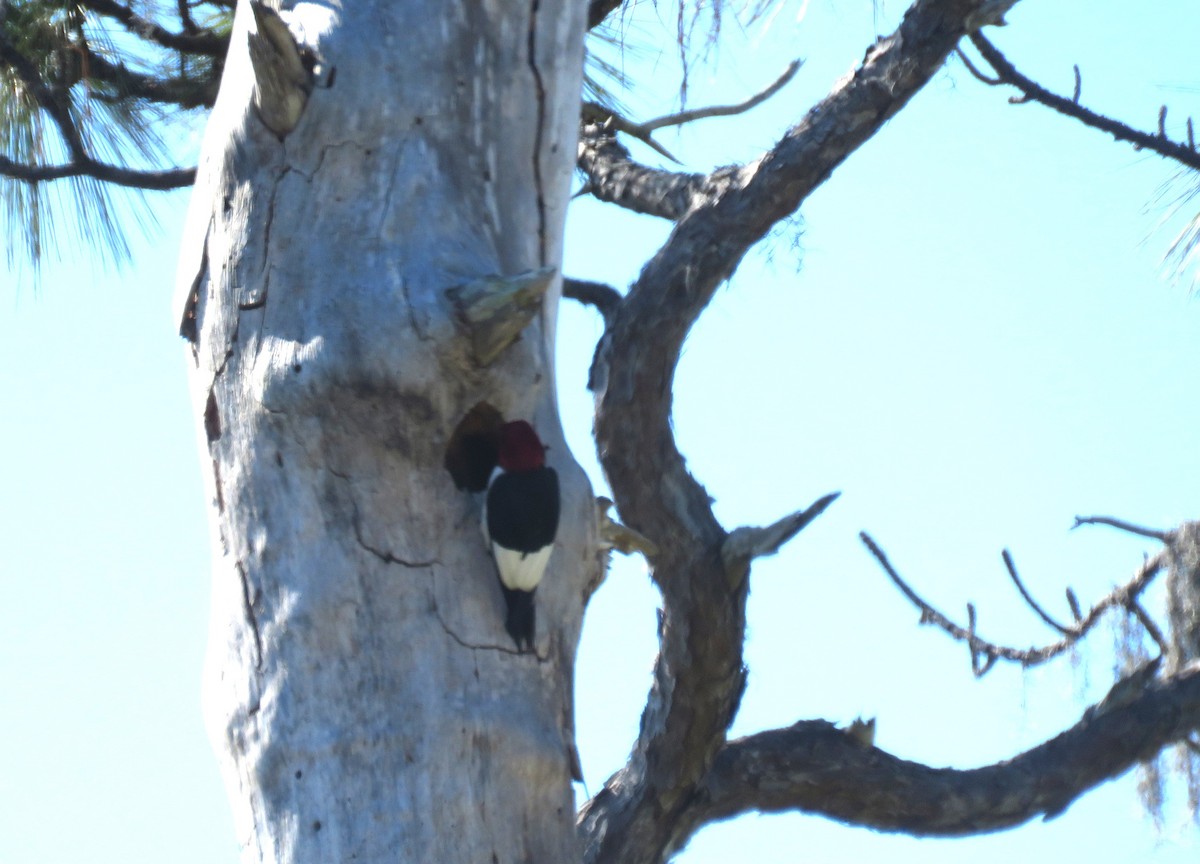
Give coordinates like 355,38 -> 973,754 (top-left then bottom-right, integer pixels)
2,1 -> 1199,862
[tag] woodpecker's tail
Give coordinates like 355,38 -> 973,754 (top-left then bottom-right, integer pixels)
500,585 -> 535,652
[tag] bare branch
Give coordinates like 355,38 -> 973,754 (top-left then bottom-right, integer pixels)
638,60 -> 803,133
581,60 -> 800,167
861,532 -> 1168,672
968,34 -> 1200,172
582,4 -> 1030,864
1065,587 -> 1082,622
1002,549 -> 1070,635
1127,602 -> 1170,661
860,532 -> 1026,672
583,102 -> 681,163
722,492 -> 840,577
668,663 -> 1200,848
563,278 -> 623,324
576,128 -> 706,219
954,46 -> 999,85
1073,514 -> 1170,542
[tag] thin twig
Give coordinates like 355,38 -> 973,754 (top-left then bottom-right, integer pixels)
580,61 -> 800,165
640,59 -> 803,132
1071,65 -> 1081,103
955,47 -> 1000,85
1072,515 -> 1169,542
1128,600 -> 1169,657
1002,549 -> 1070,634
969,34 -> 1200,173
860,532 -> 1168,672
860,533 -> 1029,673
1065,587 -> 1082,622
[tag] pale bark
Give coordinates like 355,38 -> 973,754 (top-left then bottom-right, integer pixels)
166,0 -> 1200,862
175,2 -> 590,862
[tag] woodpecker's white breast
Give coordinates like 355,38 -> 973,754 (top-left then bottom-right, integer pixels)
490,543 -> 553,592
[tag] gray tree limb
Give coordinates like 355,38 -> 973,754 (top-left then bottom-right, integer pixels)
582,3 -> 1035,864
675,662 -> 1200,844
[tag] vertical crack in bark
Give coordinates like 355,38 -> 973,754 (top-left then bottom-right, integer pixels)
526,0 -> 548,263
179,217 -> 212,351
236,560 -> 265,671
240,170 -> 284,313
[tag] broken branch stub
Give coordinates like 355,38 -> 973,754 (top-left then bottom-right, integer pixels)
248,1 -> 315,138
447,267 -> 557,366
721,492 -> 840,585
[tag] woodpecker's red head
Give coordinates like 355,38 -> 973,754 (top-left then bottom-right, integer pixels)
497,420 -> 547,472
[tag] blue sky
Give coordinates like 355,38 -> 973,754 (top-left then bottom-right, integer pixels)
3,1 -> 1199,862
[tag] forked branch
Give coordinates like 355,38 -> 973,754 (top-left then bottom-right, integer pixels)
577,60 -> 801,217
860,529 -> 1169,674
965,34 -> 1200,172
582,3 -> 1032,864
77,0 -> 227,55
0,6 -> 210,189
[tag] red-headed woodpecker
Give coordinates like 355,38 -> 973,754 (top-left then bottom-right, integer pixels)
483,420 -> 560,651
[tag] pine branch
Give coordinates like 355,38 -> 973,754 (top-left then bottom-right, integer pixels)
77,0 -> 228,56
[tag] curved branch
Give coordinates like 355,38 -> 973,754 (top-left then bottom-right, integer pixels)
1073,514 -> 1170,542
861,532 -> 1167,671
968,34 -> 1200,173
582,4 -> 1024,864
563,277 -> 623,324
577,128 -> 705,220
1001,549 -> 1070,635
672,663 -> 1200,846
638,60 -> 802,133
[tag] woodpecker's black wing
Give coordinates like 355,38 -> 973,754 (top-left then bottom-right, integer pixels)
485,467 -> 560,553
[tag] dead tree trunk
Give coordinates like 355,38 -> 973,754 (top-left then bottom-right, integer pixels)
174,2 -> 591,861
